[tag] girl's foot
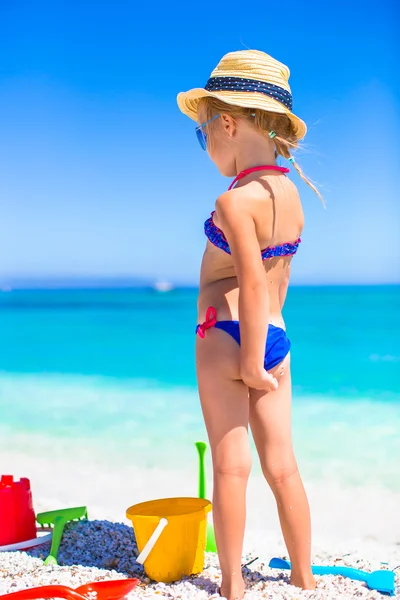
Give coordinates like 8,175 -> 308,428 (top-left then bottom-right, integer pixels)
290,573 -> 316,590
219,583 -> 245,600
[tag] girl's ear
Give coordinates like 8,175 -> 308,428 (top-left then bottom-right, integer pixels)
220,113 -> 236,138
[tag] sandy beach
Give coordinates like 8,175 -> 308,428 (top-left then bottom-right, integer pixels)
1,450 -> 399,599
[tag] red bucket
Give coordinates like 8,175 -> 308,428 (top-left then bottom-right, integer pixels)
0,475 -> 36,546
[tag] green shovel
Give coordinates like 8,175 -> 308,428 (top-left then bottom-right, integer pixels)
195,441 -> 217,553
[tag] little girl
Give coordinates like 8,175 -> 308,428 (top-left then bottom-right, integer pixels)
177,50 -> 321,600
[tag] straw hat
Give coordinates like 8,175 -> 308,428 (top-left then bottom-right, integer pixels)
177,49 -> 307,140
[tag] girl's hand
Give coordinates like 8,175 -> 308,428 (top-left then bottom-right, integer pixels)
240,366 -> 279,392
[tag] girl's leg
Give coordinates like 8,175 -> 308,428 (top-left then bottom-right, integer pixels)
249,357 -> 315,590
196,329 -> 250,600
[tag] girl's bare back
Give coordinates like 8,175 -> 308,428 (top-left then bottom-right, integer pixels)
199,172 -> 304,323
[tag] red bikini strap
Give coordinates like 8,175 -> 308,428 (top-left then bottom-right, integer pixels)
196,307 -> 217,339
228,165 -> 289,191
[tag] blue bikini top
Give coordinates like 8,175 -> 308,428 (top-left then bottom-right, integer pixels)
204,213 -> 301,260
204,165 -> 301,261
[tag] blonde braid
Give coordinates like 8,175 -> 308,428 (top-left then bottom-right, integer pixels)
273,134 -> 324,205
290,158 -> 324,205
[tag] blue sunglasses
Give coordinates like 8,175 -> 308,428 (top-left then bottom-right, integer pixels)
195,114 -> 220,150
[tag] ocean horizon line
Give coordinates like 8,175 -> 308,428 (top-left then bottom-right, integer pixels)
1,278 -> 399,292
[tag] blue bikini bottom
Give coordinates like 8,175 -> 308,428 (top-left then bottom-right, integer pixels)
196,307 -> 291,371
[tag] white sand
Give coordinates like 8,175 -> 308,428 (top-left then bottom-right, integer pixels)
1,451 -> 399,598
0,522 -> 399,599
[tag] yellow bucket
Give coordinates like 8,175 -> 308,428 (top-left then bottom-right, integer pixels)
126,497 -> 212,583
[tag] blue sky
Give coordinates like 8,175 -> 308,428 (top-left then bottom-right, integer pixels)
1,0 -> 399,286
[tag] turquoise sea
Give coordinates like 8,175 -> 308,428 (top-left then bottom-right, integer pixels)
1,285 -> 399,490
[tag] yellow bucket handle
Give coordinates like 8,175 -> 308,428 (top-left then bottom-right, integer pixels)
136,517 -> 168,565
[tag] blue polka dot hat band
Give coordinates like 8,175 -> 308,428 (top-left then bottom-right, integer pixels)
204,77 -> 293,111
176,50 -> 307,139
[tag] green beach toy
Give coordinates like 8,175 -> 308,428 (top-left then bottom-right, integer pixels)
195,441 -> 217,553
36,506 -> 88,565
269,557 -> 395,596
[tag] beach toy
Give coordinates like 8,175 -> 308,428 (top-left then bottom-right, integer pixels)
195,441 -> 217,553
0,578 -> 139,600
0,530 -> 53,552
136,517 -> 168,564
0,475 -> 36,547
36,506 -> 88,565
126,497 -> 211,582
269,557 -> 395,596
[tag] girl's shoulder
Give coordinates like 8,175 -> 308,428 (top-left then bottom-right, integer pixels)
215,179 -> 281,215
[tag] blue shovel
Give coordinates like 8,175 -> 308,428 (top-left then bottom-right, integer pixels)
269,557 -> 395,596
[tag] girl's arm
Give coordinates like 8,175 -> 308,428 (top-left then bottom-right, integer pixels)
216,192 -> 278,391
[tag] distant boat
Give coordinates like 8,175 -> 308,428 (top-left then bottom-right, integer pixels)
152,281 -> 174,293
